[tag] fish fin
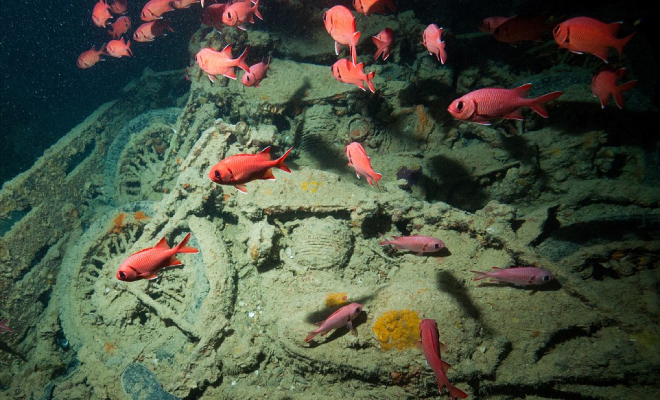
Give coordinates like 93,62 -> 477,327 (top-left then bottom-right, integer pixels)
529,91 -> 563,118
145,274 -> 159,280
355,81 -> 367,91
415,340 -> 423,351
154,237 -> 170,249
257,146 -> 272,160
175,232 -> 199,253
234,184 -> 248,193
351,31 -> 361,66
440,359 -> 451,373
471,271 -> 488,281
615,32 -> 635,56
219,44 -> 233,58
366,71 -> 376,93
334,41 -> 340,56
613,80 -> 637,109
450,385 -> 469,399
503,108 -> 524,120
597,92 -> 611,109
253,0 -> 263,20
439,340 -> 448,354
261,168 -> 276,180
169,257 -> 183,266
274,147 -> 293,173
305,331 -> 318,342
513,83 -> 533,97
207,74 -> 215,83
223,69 -> 238,80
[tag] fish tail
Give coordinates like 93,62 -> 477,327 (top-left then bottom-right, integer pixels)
614,32 -> 635,56
275,147 -> 293,173
175,232 -> 199,254
253,0 -> 263,20
470,270 -> 488,281
613,80 -> 638,109
351,31 -> 361,66
449,384 -> 469,399
236,45 -> 251,73
305,331 -> 318,342
529,91 -> 563,118
366,70 -> 376,93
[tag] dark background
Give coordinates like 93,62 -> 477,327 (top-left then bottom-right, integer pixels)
0,0 -> 657,185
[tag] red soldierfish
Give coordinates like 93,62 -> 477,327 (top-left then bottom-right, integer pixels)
92,0 -> 113,28
418,319 -> 468,399
345,142 -> 381,188
353,0 -> 395,16
447,84 -> 563,125
77,45 -> 107,69
208,146 -> 293,193
332,59 -> 376,93
0,318 -> 13,334
173,0 -> 200,9
305,303 -> 362,342
471,266 -> 555,286
107,16 -> 131,39
109,0 -> 128,15
133,20 -> 174,42
116,233 -> 199,282
591,67 -> 637,109
196,45 -> 250,82
422,24 -> 447,64
372,27 -> 394,61
379,235 -> 445,255
201,3 -> 228,30
553,16 -> 635,63
222,0 -> 263,30
479,16 -> 510,34
106,38 -> 133,58
141,0 -> 175,22
491,14 -> 556,45
323,5 -> 361,66
242,58 -> 270,87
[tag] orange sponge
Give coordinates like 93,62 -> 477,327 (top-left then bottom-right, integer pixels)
372,309 -> 421,351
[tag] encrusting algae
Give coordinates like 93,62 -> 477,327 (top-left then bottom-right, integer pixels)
373,309 -> 422,351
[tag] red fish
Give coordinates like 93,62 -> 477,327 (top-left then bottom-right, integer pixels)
345,142 -> 381,188
491,14 -> 556,45
422,24 -> 446,64
241,57 -> 270,87
323,5 -> 360,66
201,3 -> 227,30
478,16 -> 510,34
77,45 -> 107,69
208,146 -> 293,193
116,233 -> 199,282
305,303 -> 362,343
222,0 -> 262,30
92,0 -> 113,28
353,0 -> 395,16
553,16 -> 635,63
196,45 -> 250,82
471,266 -> 555,286
372,27 -> 394,61
107,16 -> 131,39
133,20 -> 174,42
141,0 -> 175,22
447,84 -> 563,125
332,59 -> 375,93
173,0 -> 200,9
0,318 -> 13,334
379,235 -> 445,255
418,319 -> 468,399
109,0 -> 128,14
106,38 -> 133,58
591,67 -> 637,109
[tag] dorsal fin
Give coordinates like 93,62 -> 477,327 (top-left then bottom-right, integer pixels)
154,237 -> 170,249
256,146 -> 272,160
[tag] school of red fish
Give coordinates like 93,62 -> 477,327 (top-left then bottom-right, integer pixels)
68,1 -> 640,398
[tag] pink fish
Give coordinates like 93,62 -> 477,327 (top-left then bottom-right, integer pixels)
422,24 -> 446,64
77,44 -> 107,69
92,0 -> 113,28
305,303 -> 362,342
222,0 -> 262,30
591,67 -> 637,109
117,233 -> 199,282
241,57 -> 270,87
345,142 -> 381,188
553,16 -> 635,63
372,27 -> 394,61
471,266 -> 555,286
323,5 -> 360,66
379,235 -> 445,255
109,0 -> 128,15
133,19 -> 174,42
106,38 -> 133,58
141,0 -> 175,22
201,3 -> 227,29
107,16 -> 131,39
0,318 -> 13,334
331,59 -> 376,93
479,16 -> 510,34
418,319 -> 468,399
447,84 -> 563,124
196,45 -> 250,82
173,0 -> 200,9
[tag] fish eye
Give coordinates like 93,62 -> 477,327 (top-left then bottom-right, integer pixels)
226,12 -> 232,20
456,101 -> 464,111
542,275 -> 550,282
118,271 -> 126,279
245,76 -> 251,82
214,170 -> 222,179
434,243 -> 440,249
355,306 -> 361,313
